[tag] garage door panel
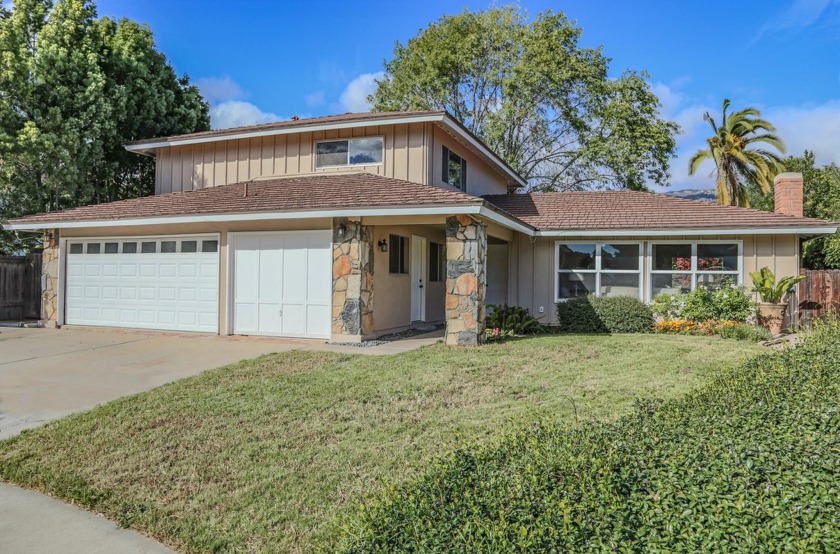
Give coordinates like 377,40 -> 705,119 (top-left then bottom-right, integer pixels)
65,236 -> 219,333
232,231 -> 331,338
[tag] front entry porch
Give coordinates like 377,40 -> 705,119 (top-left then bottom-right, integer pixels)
329,214 -> 492,346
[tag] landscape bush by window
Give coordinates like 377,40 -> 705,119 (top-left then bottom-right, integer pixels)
485,304 -> 544,340
555,295 -> 653,333
651,285 -> 756,322
556,242 -> 642,300
388,234 -> 408,274
338,319 -> 840,552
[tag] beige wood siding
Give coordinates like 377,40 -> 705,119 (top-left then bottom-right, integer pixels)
429,125 -> 510,196
155,123 -> 431,193
510,233 -> 802,326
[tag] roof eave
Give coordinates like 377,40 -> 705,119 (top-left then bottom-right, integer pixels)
1,202 -> 487,231
534,226 -> 838,237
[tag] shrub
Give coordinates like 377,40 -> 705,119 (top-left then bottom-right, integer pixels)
485,304 -> 544,336
652,319 -> 771,341
652,285 -> 756,322
338,320 -> 840,552
717,322 -> 772,342
555,295 -> 653,333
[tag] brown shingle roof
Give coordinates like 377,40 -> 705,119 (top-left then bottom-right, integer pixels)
483,191 -> 834,231
126,111 -> 446,146
5,173 -> 482,226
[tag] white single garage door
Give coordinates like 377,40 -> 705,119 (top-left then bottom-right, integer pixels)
65,236 -> 220,333
231,231 -> 331,338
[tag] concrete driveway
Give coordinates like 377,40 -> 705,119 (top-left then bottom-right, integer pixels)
0,326 -> 313,439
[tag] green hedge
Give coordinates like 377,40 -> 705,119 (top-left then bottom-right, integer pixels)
337,320 -> 840,552
555,295 -> 654,333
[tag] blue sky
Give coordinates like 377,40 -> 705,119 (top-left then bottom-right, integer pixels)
92,0 -> 840,190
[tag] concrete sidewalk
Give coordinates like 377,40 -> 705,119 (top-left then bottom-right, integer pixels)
0,483 -> 176,553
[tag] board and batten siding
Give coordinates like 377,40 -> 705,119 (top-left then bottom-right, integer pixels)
429,125 -> 509,196
154,123 -> 429,194
510,233 -> 801,326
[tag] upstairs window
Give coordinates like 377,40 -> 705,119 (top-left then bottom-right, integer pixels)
315,137 -> 383,168
442,146 -> 466,190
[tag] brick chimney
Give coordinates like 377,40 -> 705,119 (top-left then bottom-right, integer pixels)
774,172 -> 804,218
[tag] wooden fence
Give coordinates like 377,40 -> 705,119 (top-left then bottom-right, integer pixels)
797,269 -> 840,327
0,253 -> 42,321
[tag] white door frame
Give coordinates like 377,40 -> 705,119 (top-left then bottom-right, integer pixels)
410,235 -> 427,322
227,230 -> 332,338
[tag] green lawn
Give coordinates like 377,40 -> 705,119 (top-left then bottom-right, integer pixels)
0,335 -> 761,553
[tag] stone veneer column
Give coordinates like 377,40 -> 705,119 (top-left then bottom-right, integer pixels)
445,215 -> 487,346
41,230 -> 60,328
331,217 -> 374,342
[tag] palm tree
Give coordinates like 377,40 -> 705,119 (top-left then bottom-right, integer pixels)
689,99 -> 785,207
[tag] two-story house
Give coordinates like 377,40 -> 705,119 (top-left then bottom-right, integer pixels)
4,111 -> 836,344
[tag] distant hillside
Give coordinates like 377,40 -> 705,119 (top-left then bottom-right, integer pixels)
664,188 -> 716,202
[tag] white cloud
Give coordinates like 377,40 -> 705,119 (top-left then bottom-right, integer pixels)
764,100 -> 840,164
753,0 -> 839,43
194,76 -> 245,104
193,75 -> 283,130
338,72 -> 384,112
304,90 -> 326,108
209,101 -> 282,129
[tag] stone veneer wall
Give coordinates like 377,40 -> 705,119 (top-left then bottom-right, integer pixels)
331,217 -> 374,342
445,215 -> 487,346
41,230 -> 59,328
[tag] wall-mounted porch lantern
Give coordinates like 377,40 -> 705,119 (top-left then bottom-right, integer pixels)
378,239 -> 388,252
337,223 -> 347,238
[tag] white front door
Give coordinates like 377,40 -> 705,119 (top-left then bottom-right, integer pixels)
231,231 -> 331,338
410,235 -> 427,322
64,236 -> 220,333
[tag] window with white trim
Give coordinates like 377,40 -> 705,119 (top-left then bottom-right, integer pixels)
649,242 -> 741,299
556,242 -> 643,300
315,137 -> 383,168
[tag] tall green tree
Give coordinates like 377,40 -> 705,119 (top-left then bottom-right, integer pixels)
0,0 -> 209,253
750,151 -> 840,269
688,99 -> 785,207
370,6 -> 678,192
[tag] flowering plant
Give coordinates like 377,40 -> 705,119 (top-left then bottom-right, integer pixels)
652,319 -> 738,336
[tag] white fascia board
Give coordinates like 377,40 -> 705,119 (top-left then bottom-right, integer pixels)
2,204 -> 486,231
535,226 -> 838,237
124,114 -> 447,152
477,206 -> 535,235
440,115 -> 527,187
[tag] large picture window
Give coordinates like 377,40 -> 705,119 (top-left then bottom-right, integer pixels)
556,242 -> 642,300
649,242 -> 741,299
315,137 -> 383,168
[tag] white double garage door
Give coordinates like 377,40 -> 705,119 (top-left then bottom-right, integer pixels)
65,232 -> 332,338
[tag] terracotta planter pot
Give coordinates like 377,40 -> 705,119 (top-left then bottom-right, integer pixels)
758,302 -> 787,336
